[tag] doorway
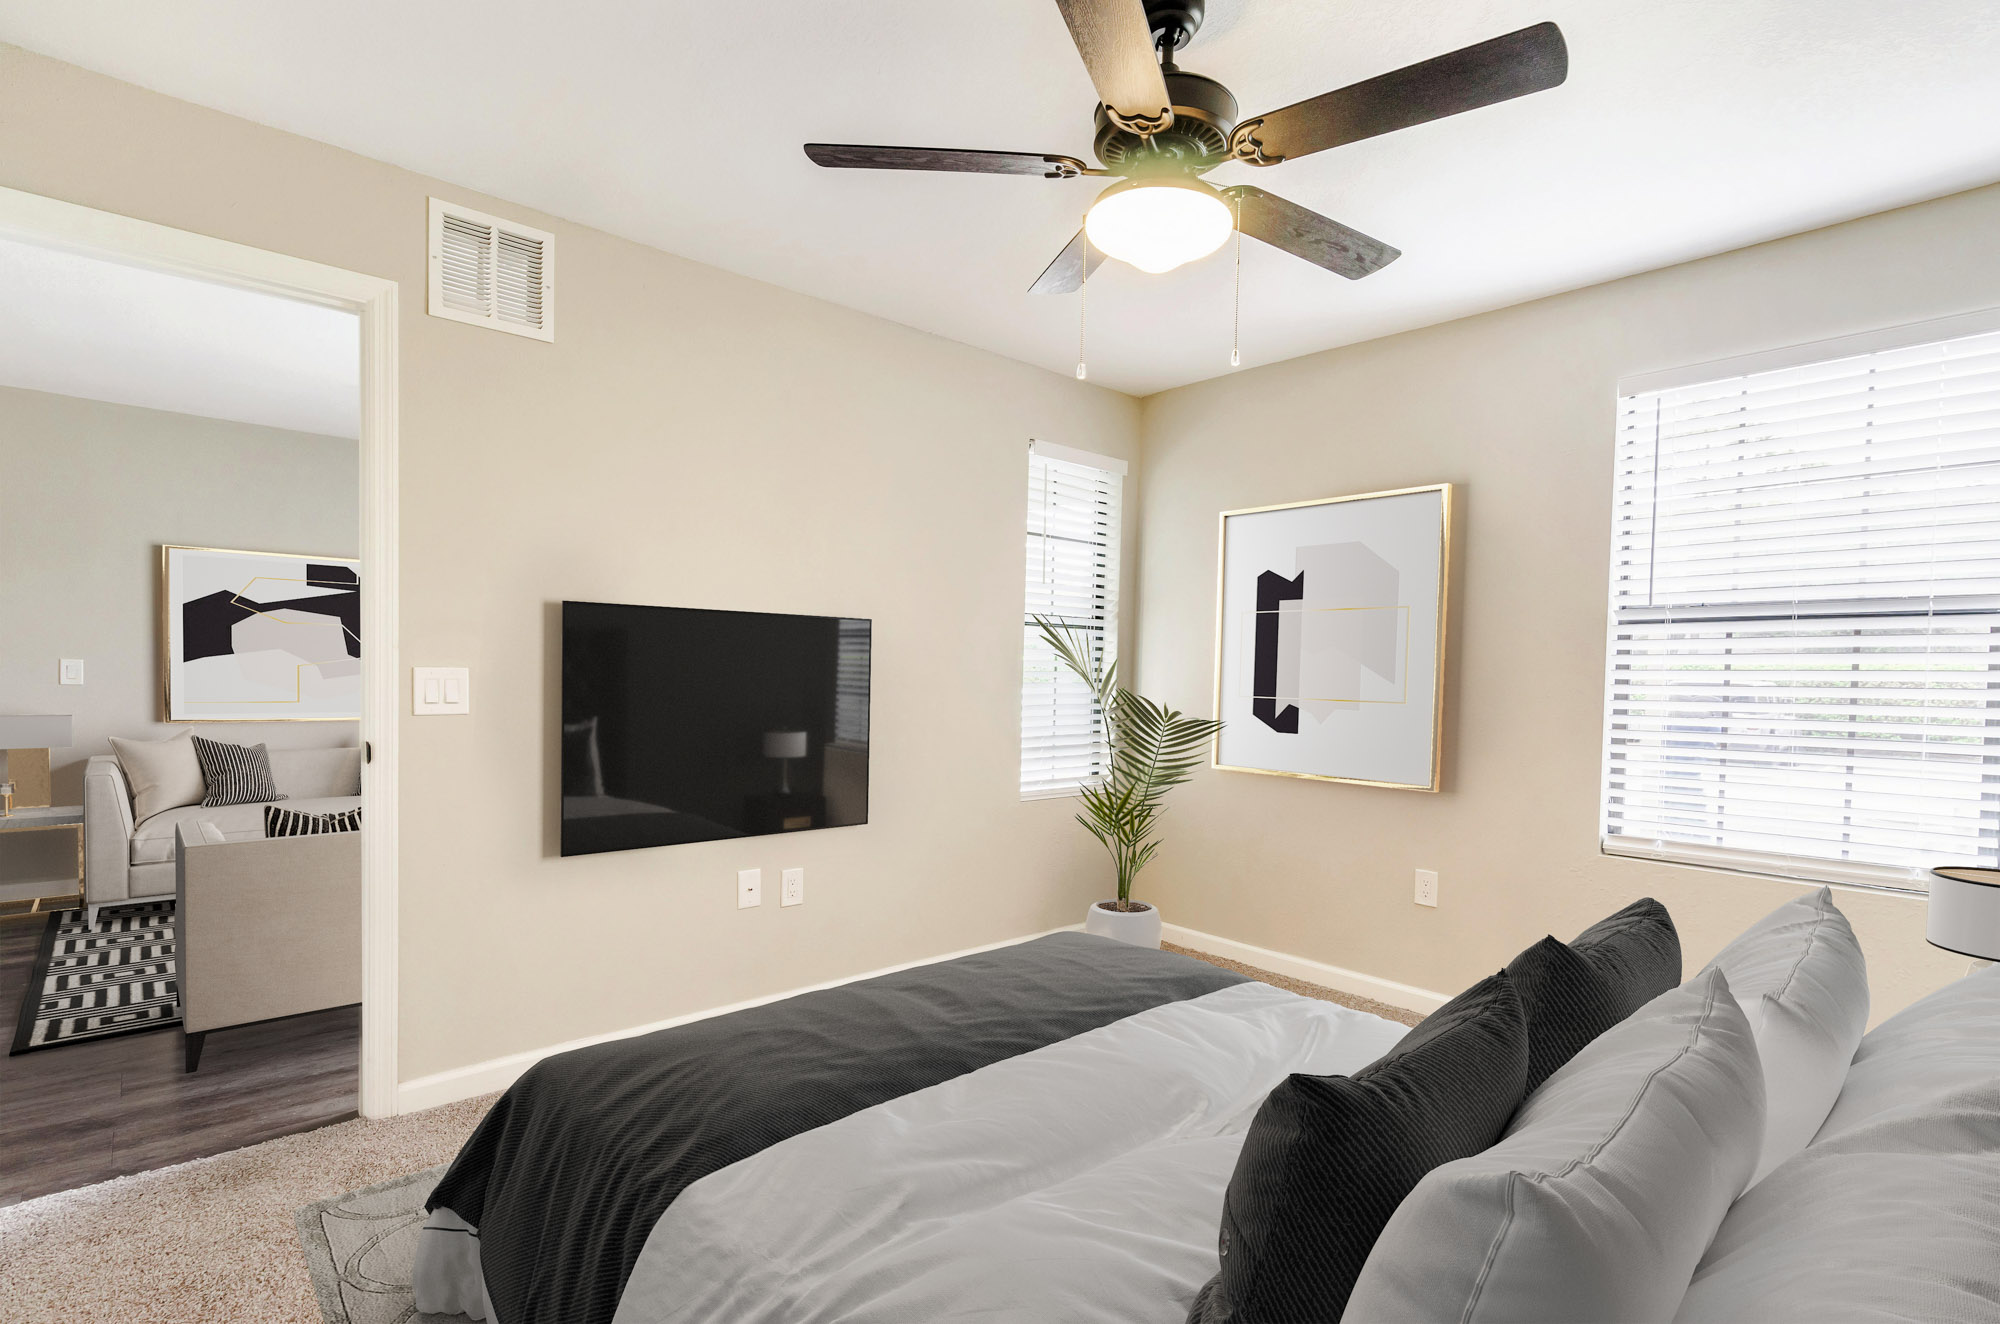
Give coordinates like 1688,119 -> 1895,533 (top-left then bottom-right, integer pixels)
0,186 -> 399,1202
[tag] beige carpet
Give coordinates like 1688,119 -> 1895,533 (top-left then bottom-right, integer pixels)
0,947 -> 1423,1324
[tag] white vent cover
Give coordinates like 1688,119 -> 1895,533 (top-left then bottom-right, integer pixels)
427,198 -> 554,341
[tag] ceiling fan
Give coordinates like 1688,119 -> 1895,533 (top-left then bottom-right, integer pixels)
804,1 -> 1567,292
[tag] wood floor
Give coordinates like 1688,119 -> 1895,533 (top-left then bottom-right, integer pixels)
0,915 -> 359,1206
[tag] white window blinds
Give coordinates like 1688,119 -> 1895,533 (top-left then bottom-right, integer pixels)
1022,442 -> 1124,799
1602,320 -> 2000,890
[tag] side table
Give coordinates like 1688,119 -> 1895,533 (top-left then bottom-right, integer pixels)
0,804 -> 85,925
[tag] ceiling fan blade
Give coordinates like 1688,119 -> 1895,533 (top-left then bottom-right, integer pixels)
804,144 -> 1095,179
1230,21 -> 1567,166
1224,186 -> 1400,280
1053,0 -> 1174,134
1028,230 -> 1106,295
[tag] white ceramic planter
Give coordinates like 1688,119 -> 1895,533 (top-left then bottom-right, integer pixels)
1084,900 -> 1162,949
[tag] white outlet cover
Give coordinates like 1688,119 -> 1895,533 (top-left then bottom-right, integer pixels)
737,868 -> 762,909
781,867 -> 804,907
1415,869 -> 1439,908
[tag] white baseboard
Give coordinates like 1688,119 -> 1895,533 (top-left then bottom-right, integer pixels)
396,923 -> 1083,1115
1162,922 -> 1450,1016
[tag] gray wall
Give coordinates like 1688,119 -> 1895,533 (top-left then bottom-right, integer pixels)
0,384 -> 357,889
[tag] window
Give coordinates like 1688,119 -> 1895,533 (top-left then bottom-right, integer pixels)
1602,314 -> 2000,891
1022,441 -> 1125,799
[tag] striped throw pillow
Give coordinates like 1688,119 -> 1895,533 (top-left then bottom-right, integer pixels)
193,736 -> 287,808
265,805 -> 362,837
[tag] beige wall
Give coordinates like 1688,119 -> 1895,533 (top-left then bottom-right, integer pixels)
0,46 -> 1142,1081
0,386 -> 358,892
1133,184 -> 2000,1027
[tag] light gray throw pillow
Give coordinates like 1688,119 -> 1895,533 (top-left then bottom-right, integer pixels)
1677,969 -> 2000,1321
1812,961 -> 2000,1144
1701,886 -> 1868,1184
108,730 -> 206,823
1345,969 -> 1765,1324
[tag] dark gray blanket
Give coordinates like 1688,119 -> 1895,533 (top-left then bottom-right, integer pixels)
426,931 -> 1246,1324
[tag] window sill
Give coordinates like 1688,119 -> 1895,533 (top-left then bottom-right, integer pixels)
1601,835 -> 1935,896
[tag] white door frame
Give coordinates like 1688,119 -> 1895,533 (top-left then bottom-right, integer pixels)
0,184 -> 401,1118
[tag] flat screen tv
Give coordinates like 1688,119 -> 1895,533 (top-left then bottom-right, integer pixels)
560,601 -> 871,856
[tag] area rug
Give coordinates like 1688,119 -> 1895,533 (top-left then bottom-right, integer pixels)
295,1165 -> 458,1324
8,900 -> 180,1054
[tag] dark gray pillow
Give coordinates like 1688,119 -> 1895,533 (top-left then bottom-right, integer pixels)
1571,897 -> 1682,1017
1506,935 -> 1628,1095
192,735 -> 287,808
1187,971 -> 1529,1324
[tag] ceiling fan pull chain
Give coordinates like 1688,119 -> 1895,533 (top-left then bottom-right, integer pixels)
1076,252 -> 1089,381
1231,191 -> 1243,368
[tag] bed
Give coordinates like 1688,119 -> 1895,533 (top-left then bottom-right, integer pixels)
411,932 -> 1406,1323
412,905 -> 2000,1324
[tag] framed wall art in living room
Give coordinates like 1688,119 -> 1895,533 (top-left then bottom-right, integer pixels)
1211,484 -> 1451,791
161,544 -> 362,721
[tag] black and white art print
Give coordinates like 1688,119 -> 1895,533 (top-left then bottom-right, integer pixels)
1212,485 -> 1450,790
162,545 -> 361,721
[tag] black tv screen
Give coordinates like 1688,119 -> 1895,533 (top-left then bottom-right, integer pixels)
560,601 -> 871,856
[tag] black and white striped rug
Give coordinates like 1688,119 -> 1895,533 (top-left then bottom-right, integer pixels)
9,901 -> 180,1053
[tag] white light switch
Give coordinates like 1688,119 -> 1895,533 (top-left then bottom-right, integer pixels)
781,868 -> 804,907
413,666 -> 471,714
59,659 -> 84,685
738,868 -> 763,909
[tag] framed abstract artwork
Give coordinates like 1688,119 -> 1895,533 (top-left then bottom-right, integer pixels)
1211,484 -> 1451,791
161,545 -> 361,722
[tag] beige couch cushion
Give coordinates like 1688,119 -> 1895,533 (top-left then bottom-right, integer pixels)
131,795 -> 362,864
109,731 -> 205,822
269,746 -> 362,799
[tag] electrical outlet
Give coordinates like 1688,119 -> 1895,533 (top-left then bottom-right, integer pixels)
1414,869 -> 1439,908
737,868 -> 762,909
781,868 -> 805,907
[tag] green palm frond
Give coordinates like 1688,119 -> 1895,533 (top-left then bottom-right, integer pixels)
1032,614 -> 1225,906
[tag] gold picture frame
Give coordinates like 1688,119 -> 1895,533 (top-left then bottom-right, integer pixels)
160,544 -> 362,722
1210,483 -> 1452,791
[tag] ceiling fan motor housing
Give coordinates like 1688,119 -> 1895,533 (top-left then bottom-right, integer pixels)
1093,68 -> 1239,172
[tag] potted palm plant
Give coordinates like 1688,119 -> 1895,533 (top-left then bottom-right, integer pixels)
1034,616 -> 1224,948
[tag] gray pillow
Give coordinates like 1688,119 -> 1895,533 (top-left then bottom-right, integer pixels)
108,731 -> 206,823
1813,962 -> 2000,1145
1702,886 -> 1867,1183
1345,968 -> 1765,1323
192,735 -> 287,808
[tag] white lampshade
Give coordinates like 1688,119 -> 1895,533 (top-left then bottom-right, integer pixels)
762,730 -> 808,760
0,714 -> 71,748
1928,868 -> 2000,961
1084,177 -> 1234,275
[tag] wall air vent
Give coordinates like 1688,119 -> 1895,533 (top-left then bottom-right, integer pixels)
427,198 -> 554,341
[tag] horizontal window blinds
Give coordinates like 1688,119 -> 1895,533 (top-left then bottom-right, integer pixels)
1022,445 -> 1122,799
834,618 -> 871,748
1604,326 -> 2000,888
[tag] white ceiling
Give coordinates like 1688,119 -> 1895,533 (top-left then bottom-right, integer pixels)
0,234 -> 359,437
5,1 -> 1998,397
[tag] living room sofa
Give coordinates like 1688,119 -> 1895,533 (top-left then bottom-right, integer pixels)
174,821 -> 362,1071
82,744 -> 361,925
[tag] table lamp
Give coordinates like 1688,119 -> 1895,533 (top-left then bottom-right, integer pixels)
1927,867 -> 2000,973
763,730 -> 809,795
0,714 -> 72,815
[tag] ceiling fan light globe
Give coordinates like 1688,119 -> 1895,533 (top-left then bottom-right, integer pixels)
1084,179 -> 1233,276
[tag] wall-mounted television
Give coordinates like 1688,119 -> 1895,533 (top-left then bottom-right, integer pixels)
560,601 -> 871,857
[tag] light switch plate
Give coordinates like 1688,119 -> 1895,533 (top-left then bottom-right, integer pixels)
781,868 -> 804,907
412,666 -> 471,714
58,659 -> 84,685
738,868 -> 762,909
1414,869 -> 1439,908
